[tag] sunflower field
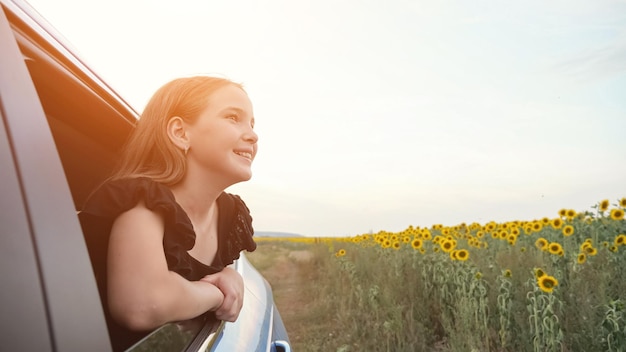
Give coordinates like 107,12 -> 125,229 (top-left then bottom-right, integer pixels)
256,198 -> 626,352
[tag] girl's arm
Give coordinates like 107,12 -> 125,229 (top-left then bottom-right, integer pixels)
107,201 -> 224,331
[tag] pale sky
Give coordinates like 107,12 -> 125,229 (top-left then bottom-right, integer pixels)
25,0 -> 626,237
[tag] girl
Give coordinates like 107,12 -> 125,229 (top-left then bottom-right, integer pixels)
79,76 -> 258,351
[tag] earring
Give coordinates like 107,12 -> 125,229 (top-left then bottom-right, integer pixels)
184,145 -> 189,156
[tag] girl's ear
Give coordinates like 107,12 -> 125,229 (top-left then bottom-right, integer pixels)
166,116 -> 189,151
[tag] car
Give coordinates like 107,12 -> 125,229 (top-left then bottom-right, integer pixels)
0,0 -> 290,351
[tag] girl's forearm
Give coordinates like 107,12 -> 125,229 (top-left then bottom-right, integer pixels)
109,272 -> 225,331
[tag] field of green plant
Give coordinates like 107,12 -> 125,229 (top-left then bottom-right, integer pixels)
256,198 -> 626,352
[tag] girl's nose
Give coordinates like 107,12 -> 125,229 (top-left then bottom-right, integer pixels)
244,127 -> 258,144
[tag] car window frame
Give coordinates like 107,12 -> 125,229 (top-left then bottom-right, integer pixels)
0,9 -> 52,351
0,2 -> 112,351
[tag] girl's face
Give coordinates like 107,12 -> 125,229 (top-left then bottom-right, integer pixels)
186,84 -> 258,186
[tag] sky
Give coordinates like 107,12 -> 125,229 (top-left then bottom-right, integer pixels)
25,0 -> 626,237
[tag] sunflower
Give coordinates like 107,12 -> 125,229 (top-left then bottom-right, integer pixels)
535,238 -> 549,251
558,208 -> 567,218
584,246 -> 598,256
499,230 -> 508,239
411,238 -> 423,250
615,234 -> 626,246
520,247 -> 527,253
609,245 -> 618,253
566,209 -> 577,220
551,218 -> 563,229
534,268 -> 546,278
441,240 -> 455,253
620,197 -> 626,208
449,251 -> 458,260
503,269 -> 512,278
562,225 -> 574,237
402,236 -> 411,244
476,231 -> 485,238
335,249 -> 346,257
548,242 -> 563,255
610,208 -> 625,221
599,199 -> 610,212
391,241 -> 401,250
577,253 -> 586,264
532,222 -> 543,232
475,272 -> 483,280
456,249 -> 469,261
538,275 -> 559,294
382,239 -> 391,249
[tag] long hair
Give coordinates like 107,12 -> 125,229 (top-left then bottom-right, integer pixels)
110,76 -> 244,185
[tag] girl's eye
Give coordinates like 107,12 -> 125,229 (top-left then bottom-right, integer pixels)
227,114 -> 238,121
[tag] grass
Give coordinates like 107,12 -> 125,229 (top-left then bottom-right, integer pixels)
249,199 -> 626,352
247,242 -> 340,352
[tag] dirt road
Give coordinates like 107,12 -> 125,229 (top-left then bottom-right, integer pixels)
246,244 -> 315,350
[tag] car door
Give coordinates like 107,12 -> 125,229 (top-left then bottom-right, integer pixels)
2,2 -> 227,350
0,3 -> 112,351
1,2 -> 210,351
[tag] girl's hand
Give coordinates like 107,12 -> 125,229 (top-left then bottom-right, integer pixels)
200,267 -> 244,322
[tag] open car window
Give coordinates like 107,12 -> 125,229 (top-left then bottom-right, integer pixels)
5,1 -> 222,350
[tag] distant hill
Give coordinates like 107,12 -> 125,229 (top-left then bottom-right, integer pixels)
254,231 -> 304,238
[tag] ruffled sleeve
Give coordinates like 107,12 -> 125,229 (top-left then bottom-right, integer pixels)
216,193 -> 257,266
80,177 -> 256,279
80,177 -> 197,277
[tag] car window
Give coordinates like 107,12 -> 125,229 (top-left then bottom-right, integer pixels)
9,5 -> 220,350
127,318 -> 220,352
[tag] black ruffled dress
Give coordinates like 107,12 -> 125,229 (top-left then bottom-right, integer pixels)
78,177 -> 257,351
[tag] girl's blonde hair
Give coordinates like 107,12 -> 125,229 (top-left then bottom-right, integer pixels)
111,76 -> 244,185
